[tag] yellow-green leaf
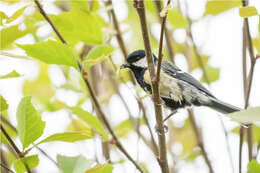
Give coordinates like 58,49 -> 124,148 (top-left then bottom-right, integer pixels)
0,11 -> 8,25
23,63 -> 54,108
71,107 -> 108,141
248,160 -> 260,173
204,0 -> 241,16
0,95 -> 8,111
57,154 -> 92,173
200,64 -> 220,83
17,40 -> 78,68
227,107 -> 260,124
239,6 -> 258,18
50,7 -> 103,45
6,6 -> 26,24
13,155 -> 39,173
0,71 -> 21,79
16,96 -> 46,149
38,131 -> 93,145
85,164 -> 113,173
1,25 -> 29,49
252,37 -> 260,53
168,8 -> 188,28
83,45 -> 114,69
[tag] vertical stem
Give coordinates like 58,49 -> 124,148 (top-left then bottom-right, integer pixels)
134,0 -> 169,172
154,0 -> 175,62
188,109 -> 214,173
0,125 -> 32,173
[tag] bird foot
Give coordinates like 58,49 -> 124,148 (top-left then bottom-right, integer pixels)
155,124 -> 168,135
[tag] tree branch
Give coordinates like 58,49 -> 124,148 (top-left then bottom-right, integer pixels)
156,0 -> 171,83
104,0 -> 159,156
1,114 -> 58,166
0,125 -> 32,173
0,162 -> 15,173
240,0 -> 257,169
134,0 -> 169,172
188,109 -> 214,173
154,0 -> 175,62
34,1 -> 144,172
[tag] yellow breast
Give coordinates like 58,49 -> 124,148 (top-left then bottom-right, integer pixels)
143,70 -> 183,102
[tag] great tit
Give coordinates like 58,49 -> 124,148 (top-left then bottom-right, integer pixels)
121,49 -> 240,114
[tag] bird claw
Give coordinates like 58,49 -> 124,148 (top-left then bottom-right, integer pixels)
155,124 -> 168,135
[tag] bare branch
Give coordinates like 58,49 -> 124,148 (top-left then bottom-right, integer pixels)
154,0 -> 175,62
0,125 -> 32,173
240,0 -> 257,168
134,0 -> 169,172
188,109 -> 214,173
33,1 -> 144,171
104,0 -> 159,156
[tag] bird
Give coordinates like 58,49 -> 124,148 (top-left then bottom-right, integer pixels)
121,49 -> 241,117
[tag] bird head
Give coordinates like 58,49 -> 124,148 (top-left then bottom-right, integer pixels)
121,50 -> 157,70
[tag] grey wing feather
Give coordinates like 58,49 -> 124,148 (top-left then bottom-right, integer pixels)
161,61 -> 215,98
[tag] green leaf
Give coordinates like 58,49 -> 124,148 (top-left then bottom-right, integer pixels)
227,107 -> 260,124
239,6 -> 258,18
0,11 -> 8,25
50,7 -> 103,45
200,64 -> 220,83
168,8 -> 188,28
85,164 -> 113,173
248,160 -> 260,173
57,154 -> 92,173
0,95 -> 8,111
6,6 -> 26,24
115,119 -> 134,138
83,45 -> 114,69
37,131 -> 93,145
71,107 -> 108,141
1,25 -> 28,49
252,37 -> 260,53
232,125 -> 260,143
16,96 -> 46,149
0,71 -> 21,79
17,40 -> 78,68
23,63 -> 55,110
13,155 -> 39,173
204,0 -> 241,16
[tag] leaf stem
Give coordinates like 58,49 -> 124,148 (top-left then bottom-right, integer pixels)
0,125 -> 32,173
154,0 -> 175,62
134,0 -> 169,172
33,1 -> 144,172
104,0 -> 159,156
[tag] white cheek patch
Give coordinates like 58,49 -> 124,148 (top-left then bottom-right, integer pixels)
132,57 -> 148,68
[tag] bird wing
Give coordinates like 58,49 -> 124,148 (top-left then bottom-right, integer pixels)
161,61 -> 215,98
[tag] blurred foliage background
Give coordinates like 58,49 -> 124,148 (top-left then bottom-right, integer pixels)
0,0 -> 260,173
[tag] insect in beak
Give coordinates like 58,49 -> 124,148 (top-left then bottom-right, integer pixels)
120,63 -> 130,69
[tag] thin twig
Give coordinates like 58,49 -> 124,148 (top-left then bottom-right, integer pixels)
104,0 -> 159,156
104,0 -> 136,84
134,0 -> 169,172
34,0 -> 67,44
84,79 -> 144,173
0,125 -> 32,173
33,1 -> 144,171
0,114 -> 58,166
182,2 -> 218,172
0,163 -> 15,173
154,0 -> 175,62
240,0 -> 256,168
156,0 -> 171,83
188,109 -> 214,173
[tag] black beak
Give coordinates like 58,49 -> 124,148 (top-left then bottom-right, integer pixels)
120,63 -> 130,69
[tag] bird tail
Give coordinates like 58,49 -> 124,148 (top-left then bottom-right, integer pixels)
206,98 -> 241,114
